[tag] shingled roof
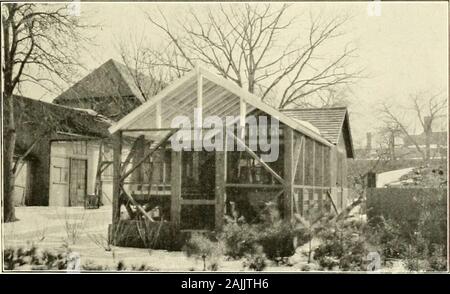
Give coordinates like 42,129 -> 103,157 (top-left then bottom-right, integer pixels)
11,95 -> 112,139
53,59 -> 164,104
281,107 -> 354,157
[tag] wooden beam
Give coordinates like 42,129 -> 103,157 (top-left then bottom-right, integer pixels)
312,141 -> 316,208
215,151 -> 226,231
94,140 -> 104,205
112,131 -> 122,237
322,146 -> 325,187
120,135 -> 143,175
322,145 -> 326,211
120,129 -> 177,182
301,137 -> 306,215
170,150 -> 182,226
181,199 -> 215,205
326,190 -> 339,215
123,200 -> 136,219
330,146 -> 337,188
226,131 -> 285,185
198,66 -> 333,147
292,136 -> 305,182
225,183 -> 283,189
119,186 -> 154,222
55,131 -> 106,140
162,81 -> 218,120
122,127 -> 214,132
108,71 -> 197,134
283,126 -> 294,221
195,68 -> 203,151
293,185 -> 331,189
239,98 -> 246,140
302,138 -> 306,185
100,162 -> 112,174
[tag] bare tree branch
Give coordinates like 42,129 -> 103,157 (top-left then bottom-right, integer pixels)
140,4 -> 360,109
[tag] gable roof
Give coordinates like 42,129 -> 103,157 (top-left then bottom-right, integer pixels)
53,59 -> 163,104
281,107 -> 354,157
108,65 -> 336,148
11,95 -> 112,139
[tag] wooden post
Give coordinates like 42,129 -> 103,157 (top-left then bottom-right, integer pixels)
283,126 -> 294,221
112,131 -> 122,237
94,140 -> 104,203
215,151 -> 226,231
195,67 -> 203,151
312,141 -> 316,211
302,137 -> 306,215
171,150 -> 182,226
239,98 -> 246,139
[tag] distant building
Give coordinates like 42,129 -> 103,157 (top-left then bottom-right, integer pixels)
10,60 -> 170,207
9,95 -> 111,206
350,118 -> 447,178
53,59 -> 164,120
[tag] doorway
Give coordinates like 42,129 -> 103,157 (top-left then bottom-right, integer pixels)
69,158 -> 87,206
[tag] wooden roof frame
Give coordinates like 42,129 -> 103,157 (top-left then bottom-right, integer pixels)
336,111 -> 355,158
108,65 -> 333,147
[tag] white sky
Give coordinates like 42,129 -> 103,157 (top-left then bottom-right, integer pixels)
17,1 -> 448,147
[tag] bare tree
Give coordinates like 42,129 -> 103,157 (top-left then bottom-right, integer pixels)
379,91 -> 447,162
2,3 -> 90,222
116,37 -> 170,101
142,3 -> 361,109
377,124 -> 403,160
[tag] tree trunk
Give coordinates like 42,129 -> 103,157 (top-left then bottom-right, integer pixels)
3,127 -> 17,222
425,132 -> 431,162
3,93 -> 17,222
389,132 -> 395,160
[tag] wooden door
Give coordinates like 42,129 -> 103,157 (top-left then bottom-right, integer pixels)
69,159 -> 87,206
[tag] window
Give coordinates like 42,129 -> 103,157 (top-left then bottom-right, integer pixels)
53,165 -> 69,184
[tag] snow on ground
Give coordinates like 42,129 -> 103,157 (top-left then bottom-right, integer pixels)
376,167 -> 415,187
3,206 -> 406,272
2,206 -> 247,271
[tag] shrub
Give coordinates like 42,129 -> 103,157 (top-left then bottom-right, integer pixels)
220,204 -> 310,261
258,221 -> 295,260
82,260 -> 110,271
3,246 -> 68,270
403,233 -> 447,272
112,220 -> 183,250
130,264 -> 159,271
313,219 -> 366,271
62,211 -> 86,245
116,260 -> 127,271
183,233 -> 224,271
220,222 -> 260,259
3,248 -> 15,270
243,245 -> 267,271
366,189 -> 447,272
366,216 -> 406,260
427,245 -> 447,272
